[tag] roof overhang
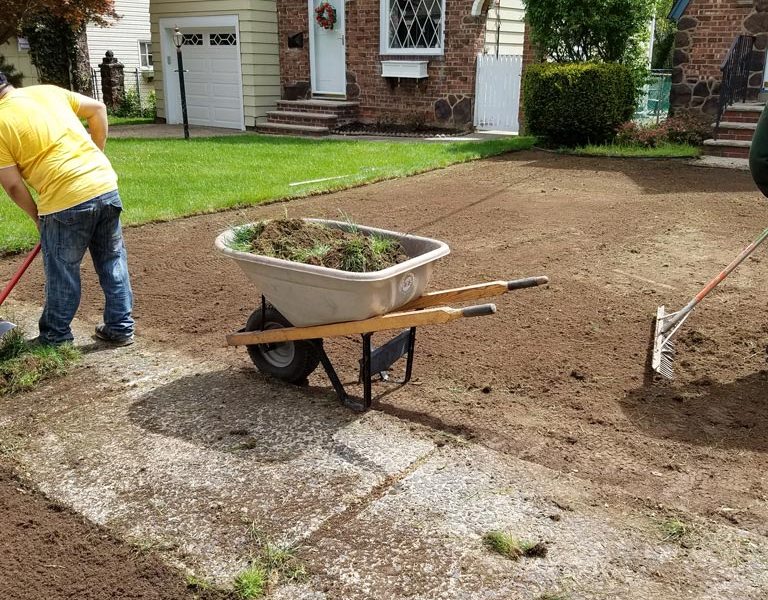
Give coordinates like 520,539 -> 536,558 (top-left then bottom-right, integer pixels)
669,0 -> 691,22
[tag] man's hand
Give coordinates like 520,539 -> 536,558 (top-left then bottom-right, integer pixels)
0,165 -> 39,224
73,93 -> 109,151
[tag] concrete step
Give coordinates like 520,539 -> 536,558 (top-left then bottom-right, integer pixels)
266,110 -> 338,128
702,138 -> 751,159
715,121 -> 757,142
722,103 -> 764,124
276,99 -> 359,123
254,122 -> 331,137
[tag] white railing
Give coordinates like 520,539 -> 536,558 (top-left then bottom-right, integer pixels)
474,53 -> 523,132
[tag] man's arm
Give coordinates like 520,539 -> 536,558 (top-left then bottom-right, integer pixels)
0,166 -> 38,227
72,93 -> 109,151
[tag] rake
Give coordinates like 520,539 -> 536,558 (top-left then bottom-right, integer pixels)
652,226 -> 768,379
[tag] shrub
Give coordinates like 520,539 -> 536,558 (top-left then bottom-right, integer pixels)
616,113 -> 712,148
523,63 -> 638,147
0,55 -> 24,87
111,88 -> 156,119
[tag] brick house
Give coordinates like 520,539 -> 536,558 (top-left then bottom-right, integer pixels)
670,0 -> 768,158
261,0 -> 523,135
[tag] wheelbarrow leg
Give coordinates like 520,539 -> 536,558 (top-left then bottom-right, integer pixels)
311,339 -> 366,412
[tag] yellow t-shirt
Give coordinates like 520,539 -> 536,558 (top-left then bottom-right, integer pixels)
0,85 -> 118,215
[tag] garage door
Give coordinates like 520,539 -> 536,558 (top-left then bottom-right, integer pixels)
178,28 -> 243,129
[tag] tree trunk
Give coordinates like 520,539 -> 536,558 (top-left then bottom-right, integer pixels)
69,25 -> 93,95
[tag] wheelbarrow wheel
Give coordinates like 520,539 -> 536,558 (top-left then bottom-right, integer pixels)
244,306 -> 320,384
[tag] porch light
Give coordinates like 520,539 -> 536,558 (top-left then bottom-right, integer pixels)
172,25 -> 190,139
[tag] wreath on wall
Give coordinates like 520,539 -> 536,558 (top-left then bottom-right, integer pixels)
315,2 -> 337,30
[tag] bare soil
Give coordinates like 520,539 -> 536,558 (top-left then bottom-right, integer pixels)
3,150 -> 768,596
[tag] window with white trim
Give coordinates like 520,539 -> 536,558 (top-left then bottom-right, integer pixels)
139,40 -> 153,68
381,0 -> 445,55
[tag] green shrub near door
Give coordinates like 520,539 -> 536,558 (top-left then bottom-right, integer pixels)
523,63 -> 638,147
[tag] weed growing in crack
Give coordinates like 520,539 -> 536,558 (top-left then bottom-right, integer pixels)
483,530 -> 548,560
233,525 -> 308,598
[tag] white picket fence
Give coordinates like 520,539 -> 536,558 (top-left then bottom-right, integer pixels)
474,53 -> 523,132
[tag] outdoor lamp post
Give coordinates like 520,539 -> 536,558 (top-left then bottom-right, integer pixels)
172,26 -> 190,139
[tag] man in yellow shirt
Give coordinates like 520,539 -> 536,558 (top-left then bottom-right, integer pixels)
0,72 -> 134,346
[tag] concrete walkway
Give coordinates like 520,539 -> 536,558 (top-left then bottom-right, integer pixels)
2,300 -> 767,599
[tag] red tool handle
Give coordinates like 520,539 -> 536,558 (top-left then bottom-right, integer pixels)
0,243 -> 41,307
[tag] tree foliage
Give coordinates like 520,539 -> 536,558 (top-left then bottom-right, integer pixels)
0,0 -> 117,46
651,0 -> 677,69
522,0 -> 655,64
0,56 -> 24,87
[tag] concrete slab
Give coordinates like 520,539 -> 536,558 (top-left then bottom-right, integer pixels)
3,300 -> 768,599
688,156 -> 750,170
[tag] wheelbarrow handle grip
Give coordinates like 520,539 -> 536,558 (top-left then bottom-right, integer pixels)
0,243 -> 41,307
507,276 -> 549,291
461,303 -> 497,318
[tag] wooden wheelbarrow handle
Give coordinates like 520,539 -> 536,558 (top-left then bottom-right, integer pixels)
227,304 -> 497,346
399,276 -> 549,311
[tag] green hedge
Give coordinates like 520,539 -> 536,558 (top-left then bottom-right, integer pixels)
523,63 -> 638,147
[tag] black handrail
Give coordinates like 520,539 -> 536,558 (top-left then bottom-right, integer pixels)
715,34 -> 755,138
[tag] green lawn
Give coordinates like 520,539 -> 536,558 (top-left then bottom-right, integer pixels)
0,135 -> 535,253
565,143 -> 700,159
108,116 -> 155,126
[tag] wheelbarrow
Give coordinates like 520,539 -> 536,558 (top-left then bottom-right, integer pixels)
216,219 -> 548,411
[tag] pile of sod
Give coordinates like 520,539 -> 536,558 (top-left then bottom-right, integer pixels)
0,328 -> 80,395
229,219 -> 408,272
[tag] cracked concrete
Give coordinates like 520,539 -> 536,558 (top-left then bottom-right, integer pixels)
1,300 -> 767,599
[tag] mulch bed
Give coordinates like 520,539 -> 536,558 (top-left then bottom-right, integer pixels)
334,122 -> 470,138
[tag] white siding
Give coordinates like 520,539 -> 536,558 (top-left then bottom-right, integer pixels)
484,0 -> 525,56
87,0 -> 151,73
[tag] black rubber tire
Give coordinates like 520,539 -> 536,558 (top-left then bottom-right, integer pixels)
244,305 -> 320,383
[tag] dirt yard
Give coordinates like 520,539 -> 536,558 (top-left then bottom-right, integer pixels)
2,151 -> 768,598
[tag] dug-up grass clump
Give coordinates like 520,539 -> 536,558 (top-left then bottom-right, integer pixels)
0,328 -> 80,396
229,218 -> 408,273
483,530 -> 548,561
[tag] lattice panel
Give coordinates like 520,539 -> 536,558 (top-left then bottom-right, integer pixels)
210,33 -> 237,46
388,0 -> 443,49
182,33 -> 203,46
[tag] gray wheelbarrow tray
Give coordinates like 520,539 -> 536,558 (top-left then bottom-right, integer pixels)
216,218 -> 549,411
215,218 -> 451,327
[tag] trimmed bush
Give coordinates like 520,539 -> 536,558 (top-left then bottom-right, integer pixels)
616,113 -> 712,148
523,63 -> 638,147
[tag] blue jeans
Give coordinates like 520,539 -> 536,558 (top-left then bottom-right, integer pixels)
38,190 -> 134,344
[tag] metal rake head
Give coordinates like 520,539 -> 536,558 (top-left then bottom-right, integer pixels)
652,305 -> 676,380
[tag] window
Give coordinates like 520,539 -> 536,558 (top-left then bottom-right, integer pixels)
138,41 -> 153,68
210,32 -> 237,46
381,0 -> 445,55
182,33 -> 203,46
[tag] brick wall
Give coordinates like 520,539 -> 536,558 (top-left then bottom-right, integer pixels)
672,0 -> 765,113
276,0 -> 489,127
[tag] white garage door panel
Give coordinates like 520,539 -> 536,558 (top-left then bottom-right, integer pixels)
214,108 -> 242,123
176,27 -> 243,129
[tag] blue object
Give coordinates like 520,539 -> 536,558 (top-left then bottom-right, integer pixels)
669,0 -> 690,22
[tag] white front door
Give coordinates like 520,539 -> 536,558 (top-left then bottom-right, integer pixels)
309,0 -> 346,96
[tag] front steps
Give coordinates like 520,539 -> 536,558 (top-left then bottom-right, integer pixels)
255,99 -> 360,136
703,103 -> 763,159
